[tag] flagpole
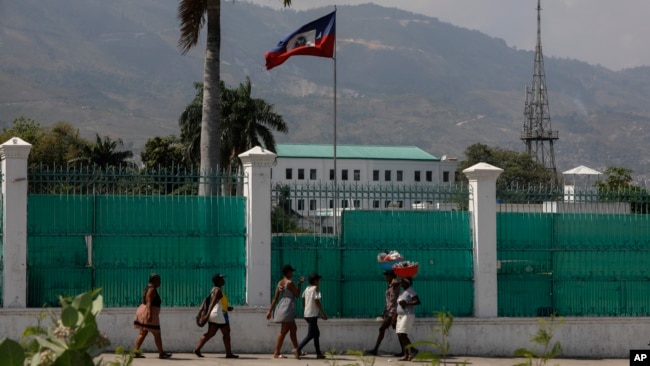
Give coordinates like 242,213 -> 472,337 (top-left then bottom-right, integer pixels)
332,6 -> 338,236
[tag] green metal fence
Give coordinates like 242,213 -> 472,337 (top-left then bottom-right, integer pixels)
25,166 -> 246,308
497,186 -> 650,317
271,182 -> 472,318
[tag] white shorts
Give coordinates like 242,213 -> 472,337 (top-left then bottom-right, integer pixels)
396,314 -> 414,334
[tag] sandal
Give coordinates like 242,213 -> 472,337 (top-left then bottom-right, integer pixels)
134,353 -> 145,359
159,352 -> 172,359
225,354 -> 239,358
292,349 -> 301,359
194,349 -> 204,358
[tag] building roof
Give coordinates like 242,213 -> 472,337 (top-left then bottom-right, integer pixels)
275,144 -> 439,161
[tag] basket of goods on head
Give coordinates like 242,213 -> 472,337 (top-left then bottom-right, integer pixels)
377,250 -> 404,271
392,261 -> 419,277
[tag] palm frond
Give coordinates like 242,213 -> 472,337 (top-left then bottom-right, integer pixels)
177,0 -> 208,54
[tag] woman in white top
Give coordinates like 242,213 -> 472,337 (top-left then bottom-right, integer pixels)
193,273 -> 238,359
396,277 -> 420,361
295,272 -> 327,359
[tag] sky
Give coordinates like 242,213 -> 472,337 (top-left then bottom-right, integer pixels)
247,0 -> 650,71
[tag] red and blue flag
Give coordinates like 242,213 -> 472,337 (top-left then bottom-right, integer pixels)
264,11 -> 336,70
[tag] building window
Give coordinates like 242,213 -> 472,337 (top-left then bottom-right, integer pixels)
310,169 -> 317,180
329,199 -> 333,208
354,169 -> 360,181
414,171 -> 421,182
341,200 -> 349,208
397,170 -> 403,182
329,169 -> 335,180
443,171 -> 450,182
298,169 -> 305,180
397,200 -> 403,208
384,200 -> 391,208
309,199 -> 317,211
385,170 -> 391,181
373,170 -> 379,181
297,199 -> 304,211
426,171 -> 432,182
342,169 -> 348,181
285,168 -> 292,180
373,200 -> 380,208
322,226 -> 333,234
353,200 -> 361,208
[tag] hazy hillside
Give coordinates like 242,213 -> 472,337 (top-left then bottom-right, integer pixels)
2,1 -> 650,182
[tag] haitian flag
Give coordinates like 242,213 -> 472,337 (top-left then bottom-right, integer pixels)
264,11 -> 336,70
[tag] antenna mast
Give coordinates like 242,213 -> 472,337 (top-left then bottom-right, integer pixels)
521,0 -> 559,184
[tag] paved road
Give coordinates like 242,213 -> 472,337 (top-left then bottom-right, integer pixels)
98,352 -> 629,365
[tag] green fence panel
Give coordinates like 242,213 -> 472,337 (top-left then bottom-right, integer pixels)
94,196 -> 246,236
27,194 -> 246,307
497,213 -> 554,316
27,195 -> 94,234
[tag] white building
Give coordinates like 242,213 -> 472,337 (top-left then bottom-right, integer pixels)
273,144 -> 458,186
271,144 -> 459,232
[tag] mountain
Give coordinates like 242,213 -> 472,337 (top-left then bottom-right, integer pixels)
2,1 -> 650,182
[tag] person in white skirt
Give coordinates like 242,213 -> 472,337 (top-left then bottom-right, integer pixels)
396,277 -> 421,361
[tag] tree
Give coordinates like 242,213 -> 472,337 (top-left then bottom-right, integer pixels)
177,0 -> 293,195
595,166 -> 633,190
0,118 -> 87,168
220,76 -> 288,173
179,80 -> 288,173
141,135 -> 188,171
178,82 -> 203,167
595,166 -> 649,213
457,143 -> 556,189
77,134 -> 134,168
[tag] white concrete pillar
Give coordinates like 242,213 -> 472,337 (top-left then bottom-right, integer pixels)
463,162 -> 503,318
1,137 -> 32,308
239,146 -> 276,307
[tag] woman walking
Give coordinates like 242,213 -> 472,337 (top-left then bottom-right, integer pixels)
133,273 -> 172,359
266,264 -> 304,358
396,277 -> 421,361
193,273 -> 238,358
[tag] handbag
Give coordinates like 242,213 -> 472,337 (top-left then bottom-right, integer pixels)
195,290 -> 213,327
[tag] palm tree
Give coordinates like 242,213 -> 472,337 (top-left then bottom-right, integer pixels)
178,82 -> 203,166
221,76 -> 288,174
78,134 -> 134,169
179,80 -> 288,174
177,0 -> 293,195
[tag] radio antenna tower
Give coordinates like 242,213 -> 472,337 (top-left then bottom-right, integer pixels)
521,0 -> 559,185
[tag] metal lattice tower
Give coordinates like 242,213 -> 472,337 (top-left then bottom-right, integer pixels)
521,0 -> 559,183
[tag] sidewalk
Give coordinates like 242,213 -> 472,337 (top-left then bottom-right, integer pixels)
98,352 -> 629,365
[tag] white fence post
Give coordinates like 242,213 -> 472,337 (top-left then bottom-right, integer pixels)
239,146 -> 276,307
463,162 -> 503,318
1,137 -> 32,308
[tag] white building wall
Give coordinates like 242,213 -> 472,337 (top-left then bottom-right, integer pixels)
272,157 -> 457,186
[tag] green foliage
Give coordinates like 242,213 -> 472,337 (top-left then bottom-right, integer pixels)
140,135 -> 189,171
77,134 -> 134,168
0,338 -> 25,366
0,289 -> 132,366
179,80 -> 288,172
595,166 -> 633,190
513,314 -> 563,366
410,311 -> 468,365
595,166 -> 650,213
457,143 -> 556,189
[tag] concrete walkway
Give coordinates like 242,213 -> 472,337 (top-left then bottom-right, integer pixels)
98,352 -> 628,365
